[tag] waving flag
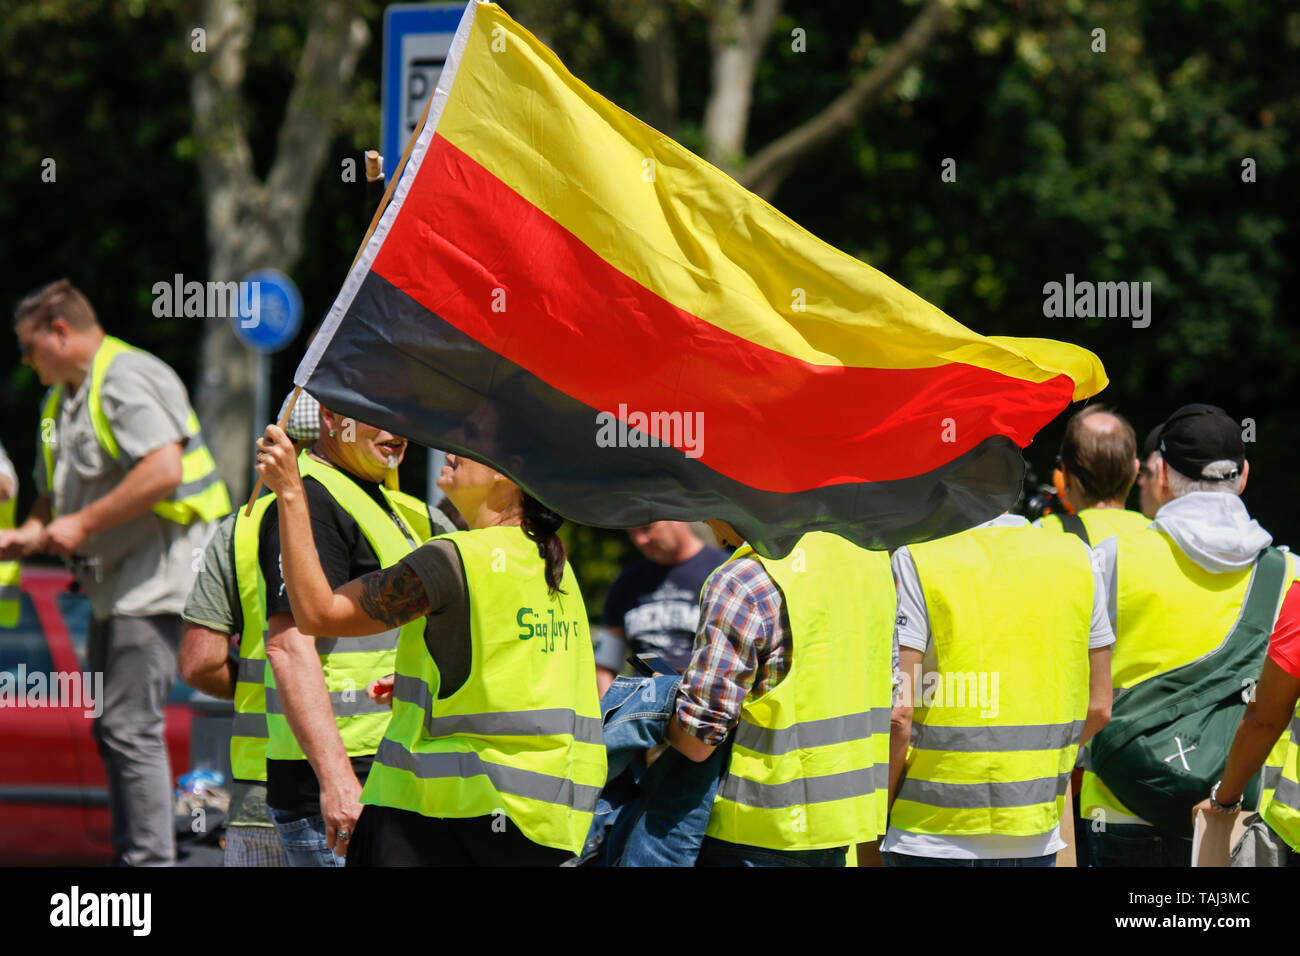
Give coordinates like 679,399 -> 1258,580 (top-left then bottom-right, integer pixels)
295,0 -> 1105,557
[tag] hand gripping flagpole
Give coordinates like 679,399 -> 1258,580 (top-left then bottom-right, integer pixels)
244,91 -> 438,516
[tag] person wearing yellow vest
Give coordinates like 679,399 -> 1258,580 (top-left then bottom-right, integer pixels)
884,513 -> 1114,866
255,425 -> 603,865
241,404 -> 439,867
1033,404 -> 1148,864
0,439 -> 19,627
2,279 -> 229,866
1084,404 -> 1294,866
1035,405 -> 1150,545
663,521 -> 896,867
177,392 -> 330,866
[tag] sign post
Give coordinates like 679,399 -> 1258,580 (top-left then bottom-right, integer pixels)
382,2 -> 460,502
233,269 -> 303,488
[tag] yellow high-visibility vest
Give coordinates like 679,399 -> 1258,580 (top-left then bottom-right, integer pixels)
262,453 -> 430,761
1264,712 -> 1300,851
894,523 -> 1094,837
230,492 -> 276,782
705,532 -> 896,852
361,525 -> 605,855
39,335 -> 230,524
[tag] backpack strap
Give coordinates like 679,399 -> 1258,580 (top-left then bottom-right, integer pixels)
1091,547 -> 1287,762
1058,512 -> 1091,547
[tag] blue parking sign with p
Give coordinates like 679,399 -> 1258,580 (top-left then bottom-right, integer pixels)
382,3 -> 465,183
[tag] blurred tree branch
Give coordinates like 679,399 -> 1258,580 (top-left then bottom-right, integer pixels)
737,0 -> 955,199
701,0 -> 783,167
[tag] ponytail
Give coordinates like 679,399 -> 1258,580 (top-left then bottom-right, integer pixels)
520,493 -> 566,594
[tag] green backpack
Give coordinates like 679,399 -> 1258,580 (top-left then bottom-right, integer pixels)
1088,547 -> 1287,839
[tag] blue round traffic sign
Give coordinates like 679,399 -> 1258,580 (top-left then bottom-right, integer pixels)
232,269 -> 303,353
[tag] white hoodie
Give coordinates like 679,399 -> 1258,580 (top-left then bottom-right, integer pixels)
1150,491 -> 1272,573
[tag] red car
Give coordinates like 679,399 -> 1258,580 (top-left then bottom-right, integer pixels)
0,566 -> 192,864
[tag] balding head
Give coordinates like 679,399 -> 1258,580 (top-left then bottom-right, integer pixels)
1059,405 -> 1139,510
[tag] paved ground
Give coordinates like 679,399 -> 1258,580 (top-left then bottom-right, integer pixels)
175,839 -> 225,866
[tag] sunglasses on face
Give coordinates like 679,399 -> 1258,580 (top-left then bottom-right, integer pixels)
17,324 -> 52,358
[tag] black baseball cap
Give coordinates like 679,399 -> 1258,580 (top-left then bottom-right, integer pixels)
1157,404 -> 1244,480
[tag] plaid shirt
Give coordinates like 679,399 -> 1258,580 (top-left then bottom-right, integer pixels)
675,556 -> 791,746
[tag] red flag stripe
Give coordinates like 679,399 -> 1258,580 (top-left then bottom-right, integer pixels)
371,134 -> 1072,491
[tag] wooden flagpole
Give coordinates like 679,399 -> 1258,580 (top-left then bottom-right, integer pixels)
244,90 -> 438,515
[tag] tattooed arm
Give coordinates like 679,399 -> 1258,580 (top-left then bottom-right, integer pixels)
269,458 -> 431,636
354,563 -> 432,629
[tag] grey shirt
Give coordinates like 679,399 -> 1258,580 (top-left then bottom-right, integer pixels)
182,512 -> 239,634
34,343 -> 213,619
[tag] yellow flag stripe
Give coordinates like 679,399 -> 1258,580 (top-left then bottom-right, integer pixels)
433,4 -> 1104,398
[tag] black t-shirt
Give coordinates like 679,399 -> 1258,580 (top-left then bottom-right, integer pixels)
602,546 -> 728,672
260,466 -> 415,816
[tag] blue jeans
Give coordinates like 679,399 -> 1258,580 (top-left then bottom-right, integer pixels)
580,674 -> 729,867
697,837 -> 847,867
882,851 -> 1055,867
267,808 -> 347,867
1089,823 -> 1191,867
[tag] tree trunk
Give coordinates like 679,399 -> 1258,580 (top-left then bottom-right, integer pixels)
185,0 -> 366,504
701,0 -> 782,169
187,0 -> 368,501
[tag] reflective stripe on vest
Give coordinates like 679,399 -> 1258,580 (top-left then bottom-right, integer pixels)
231,493 -> 277,782
361,526 -> 606,855
1082,540 -> 1298,823
264,686 -> 392,717
892,523 -> 1093,838
232,712 -> 268,739
315,630 -> 402,654
373,738 -> 603,811
898,772 -> 1072,810
706,532 -> 896,851
390,673 -> 604,744
237,657 -> 265,684
40,336 -> 230,524
0,496 -> 18,628
1263,709 -> 1300,851
733,707 -> 892,756
1256,731 -> 1291,818
910,720 -> 1086,753
262,453 -> 429,762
